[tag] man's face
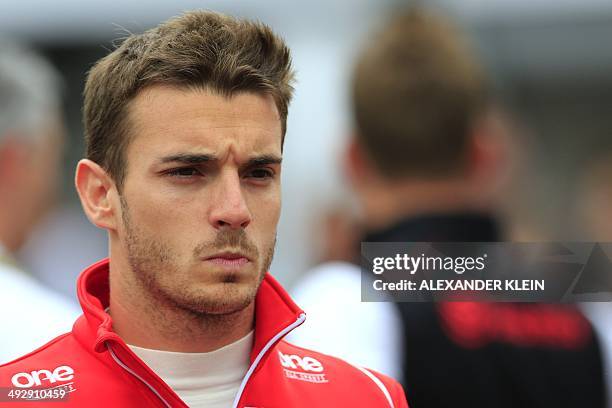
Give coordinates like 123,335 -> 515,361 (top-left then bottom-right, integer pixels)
6,116 -> 64,251
117,86 -> 282,316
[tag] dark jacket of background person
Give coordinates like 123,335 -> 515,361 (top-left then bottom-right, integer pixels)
366,212 -> 605,408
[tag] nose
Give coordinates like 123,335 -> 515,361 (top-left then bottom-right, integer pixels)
209,171 -> 252,230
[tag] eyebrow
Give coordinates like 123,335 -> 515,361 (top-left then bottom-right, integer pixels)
246,155 -> 283,166
158,153 -> 216,164
157,153 -> 282,166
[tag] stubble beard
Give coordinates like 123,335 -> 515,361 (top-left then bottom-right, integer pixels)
119,196 -> 274,323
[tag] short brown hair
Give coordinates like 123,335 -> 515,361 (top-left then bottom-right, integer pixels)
352,9 -> 488,178
84,10 -> 295,190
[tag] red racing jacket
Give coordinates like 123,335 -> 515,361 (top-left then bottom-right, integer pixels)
0,259 -> 408,407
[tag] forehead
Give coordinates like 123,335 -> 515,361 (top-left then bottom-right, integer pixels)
125,85 -> 282,160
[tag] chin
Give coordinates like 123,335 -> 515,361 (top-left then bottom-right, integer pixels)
173,281 -> 258,315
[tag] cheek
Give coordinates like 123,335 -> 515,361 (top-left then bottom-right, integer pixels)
131,185 -> 189,222
251,190 -> 281,228
122,189 -> 181,238
128,191 -> 218,257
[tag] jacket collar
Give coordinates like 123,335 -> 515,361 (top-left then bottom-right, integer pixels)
364,211 -> 502,243
72,258 -> 305,407
74,258 -> 304,362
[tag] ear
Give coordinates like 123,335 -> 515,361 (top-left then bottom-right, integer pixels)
466,108 -> 512,192
0,136 -> 30,188
75,159 -> 119,231
343,135 -> 372,191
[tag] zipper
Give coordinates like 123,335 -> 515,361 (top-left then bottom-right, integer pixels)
105,312 -> 306,408
107,343 -> 172,408
232,313 -> 307,408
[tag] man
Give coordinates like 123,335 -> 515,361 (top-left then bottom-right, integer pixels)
290,9 -> 605,408
0,11 -> 408,408
578,153 -> 612,408
0,41 -> 80,364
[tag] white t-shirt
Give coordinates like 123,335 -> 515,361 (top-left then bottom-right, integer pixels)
128,331 -> 253,408
288,262 -> 403,381
0,246 -> 80,364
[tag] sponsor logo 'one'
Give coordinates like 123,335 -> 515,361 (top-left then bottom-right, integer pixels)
11,365 -> 74,388
278,352 -> 324,372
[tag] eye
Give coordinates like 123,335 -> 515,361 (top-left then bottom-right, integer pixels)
246,168 -> 274,180
166,167 -> 202,177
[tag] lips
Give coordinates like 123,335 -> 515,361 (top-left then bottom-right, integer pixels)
204,251 -> 251,267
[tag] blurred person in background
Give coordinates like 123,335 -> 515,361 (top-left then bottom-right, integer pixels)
0,11 -> 408,407
290,8 -> 605,408
578,152 -> 612,408
0,41 -> 80,363
577,153 -> 612,243
311,194 -> 362,265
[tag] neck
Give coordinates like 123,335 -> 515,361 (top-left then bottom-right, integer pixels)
0,212 -> 24,255
108,247 -> 255,353
358,177 -> 488,231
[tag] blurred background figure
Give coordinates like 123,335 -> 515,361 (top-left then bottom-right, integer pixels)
309,192 -> 362,266
289,8 -> 605,408
0,41 -> 80,364
577,154 -> 612,243
578,153 -> 612,407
